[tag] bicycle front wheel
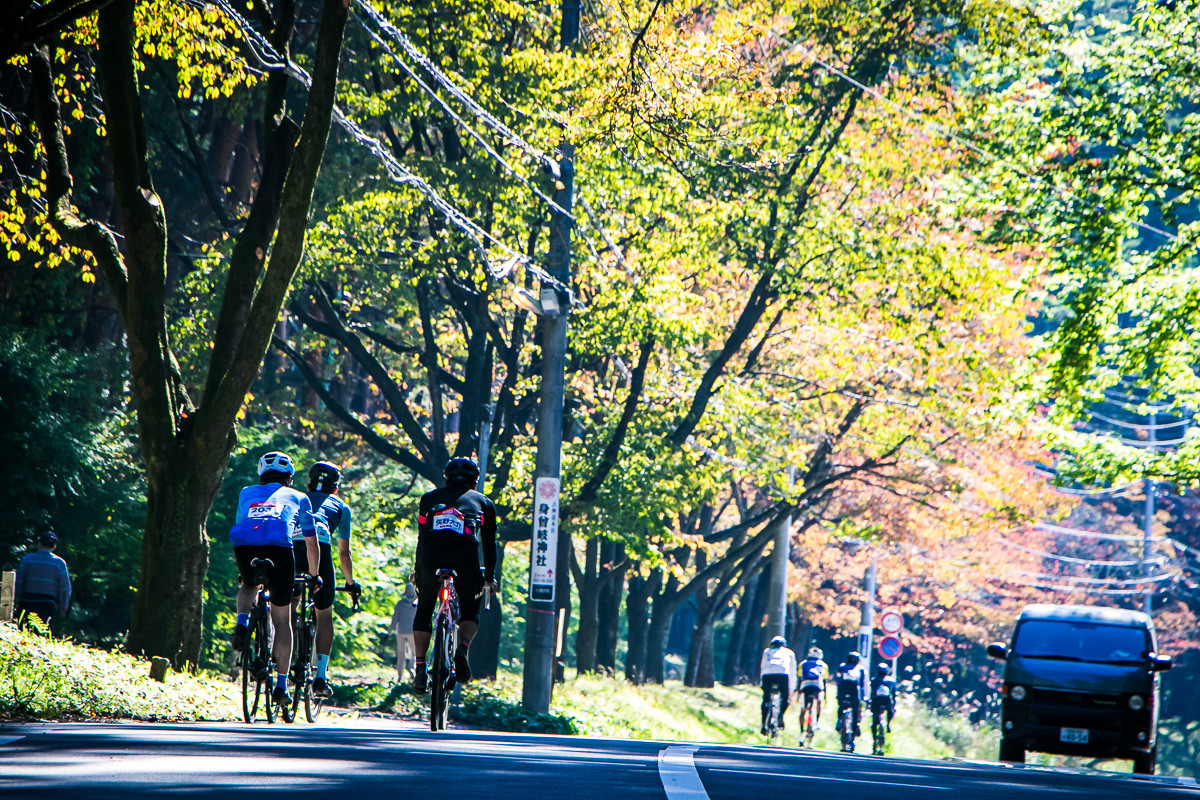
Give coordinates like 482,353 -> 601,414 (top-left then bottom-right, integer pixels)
303,617 -> 323,723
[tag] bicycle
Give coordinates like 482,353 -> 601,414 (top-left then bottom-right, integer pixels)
801,692 -> 820,747
837,703 -> 857,753
871,703 -> 888,755
764,687 -> 783,740
428,568 -> 460,732
239,558 -> 288,724
290,577 -> 362,723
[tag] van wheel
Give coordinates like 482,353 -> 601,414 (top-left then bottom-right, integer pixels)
1133,747 -> 1156,775
999,740 -> 1025,764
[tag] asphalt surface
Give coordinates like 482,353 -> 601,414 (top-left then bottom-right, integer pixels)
0,720 -> 1195,799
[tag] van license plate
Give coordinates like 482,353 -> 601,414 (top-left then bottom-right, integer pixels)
1060,728 -> 1089,744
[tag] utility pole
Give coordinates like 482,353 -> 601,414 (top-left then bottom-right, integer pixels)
522,0 -> 579,714
766,466 -> 795,639
1142,412 -> 1156,617
858,551 -> 877,678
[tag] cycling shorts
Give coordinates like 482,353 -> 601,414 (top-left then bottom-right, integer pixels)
414,543 -> 483,632
801,683 -> 822,700
234,544 -> 295,605
293,540 -> 335,610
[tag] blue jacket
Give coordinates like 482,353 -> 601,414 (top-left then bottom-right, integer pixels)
230,483 -> 315,547
15,549 -> 71,613
294,491 -> 351,545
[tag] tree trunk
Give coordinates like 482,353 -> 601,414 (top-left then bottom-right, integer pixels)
645,572 -> 678,684
469,542 -> 504,679
595,541 -> 625,674
624,566 -> 656,684
742,567 -> 772,682
574,536 -> 600,674
125,463 -> 223,662
722,561 -> 766,685
688,618 -> 716,688
554,522 -> 572,682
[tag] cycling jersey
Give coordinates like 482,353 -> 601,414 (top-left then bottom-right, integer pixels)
294,491 -> 352,545
413,482 -> 498,633
229,483 -> 315,547
760,646 -> 798,696
416,485 -> 497,576
836,662 -> 866,702
799,656 -> 828,688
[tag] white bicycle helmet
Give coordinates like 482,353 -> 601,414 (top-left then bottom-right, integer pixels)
808,647 -> 823,659
257,451 -> 295,476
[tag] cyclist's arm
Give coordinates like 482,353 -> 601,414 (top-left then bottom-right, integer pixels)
337,503 -> 354,584
299,495 -> 321,579
337,538 -> 354,585
480,498 -> 498,583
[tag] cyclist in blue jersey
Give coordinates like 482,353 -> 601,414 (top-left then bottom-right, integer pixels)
294,461 -> 359,698
230,451 -> 319,708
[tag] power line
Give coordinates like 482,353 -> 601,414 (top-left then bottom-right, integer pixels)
1018,571 -> 1179,587
1088,409 -> 1190,431
999,538 -> 1157,568
1034,522 -> 1166,545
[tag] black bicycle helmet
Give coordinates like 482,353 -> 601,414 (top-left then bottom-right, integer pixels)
876,661 -> 891,675
769,635 -> 787,648
443,457 -> 480,485
846,651 -> 861,665
309,461 -> 341,492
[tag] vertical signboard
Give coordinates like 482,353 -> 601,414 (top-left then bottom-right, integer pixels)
529,477 -> 560,601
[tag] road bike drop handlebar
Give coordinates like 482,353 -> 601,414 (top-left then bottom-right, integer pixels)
294,573 -> 363,610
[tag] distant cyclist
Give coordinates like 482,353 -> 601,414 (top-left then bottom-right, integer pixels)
411,457 -> 498,693
798,646 -> 829,727
230,452 -> 319,708
870,661 -> 897,749
835,650 -> 867,748
759,635 -> 798,734
294,461 -> 360,698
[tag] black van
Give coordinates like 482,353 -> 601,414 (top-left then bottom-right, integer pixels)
986,604 -> 1172,774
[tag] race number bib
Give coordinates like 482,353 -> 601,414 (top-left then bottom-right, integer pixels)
248,501 -> 283,520
432,507 -> 466,534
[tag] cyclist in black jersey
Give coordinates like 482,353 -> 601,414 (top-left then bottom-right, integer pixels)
411,457 -> 498,692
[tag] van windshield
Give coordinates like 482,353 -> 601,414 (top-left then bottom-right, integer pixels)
1012,620 -> 1150,663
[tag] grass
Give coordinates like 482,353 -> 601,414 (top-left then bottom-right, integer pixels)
0,622 -> 239,721
2,630 -> 1189,778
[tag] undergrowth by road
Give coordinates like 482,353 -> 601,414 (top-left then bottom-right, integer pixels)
4,624 -> 1159,777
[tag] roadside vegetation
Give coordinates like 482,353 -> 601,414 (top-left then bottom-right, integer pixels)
6,627 -> 1196,778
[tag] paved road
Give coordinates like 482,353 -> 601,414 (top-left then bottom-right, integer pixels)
0,721 -> 1195,798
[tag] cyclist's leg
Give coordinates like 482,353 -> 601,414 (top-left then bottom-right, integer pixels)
312,544 -> 336,657
411,564 -> 438,690
451,552 -> 484,681
759,678 -> 771,732
265,546 -> 296,694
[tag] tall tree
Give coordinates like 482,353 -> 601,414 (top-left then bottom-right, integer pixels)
14,0 -> 349,664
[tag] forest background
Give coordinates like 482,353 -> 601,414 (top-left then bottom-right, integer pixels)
3,0 -> 1200,773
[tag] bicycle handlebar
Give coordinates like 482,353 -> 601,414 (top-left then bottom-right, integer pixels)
337,583 -> 362,611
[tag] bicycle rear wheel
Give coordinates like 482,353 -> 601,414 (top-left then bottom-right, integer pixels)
428,617 -> 444,731
260,609 -> 277,724
840,707 -> 854,752
241,605 -> 268,723
767,691 -> 781,739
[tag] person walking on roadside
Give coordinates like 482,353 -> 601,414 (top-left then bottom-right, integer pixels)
14,531 -> 71,632
390,582 -> 417,682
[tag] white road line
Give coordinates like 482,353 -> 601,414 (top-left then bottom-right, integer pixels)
0,737 -> 25,746
707,767 -> 952,791
658,746 -> 711,800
